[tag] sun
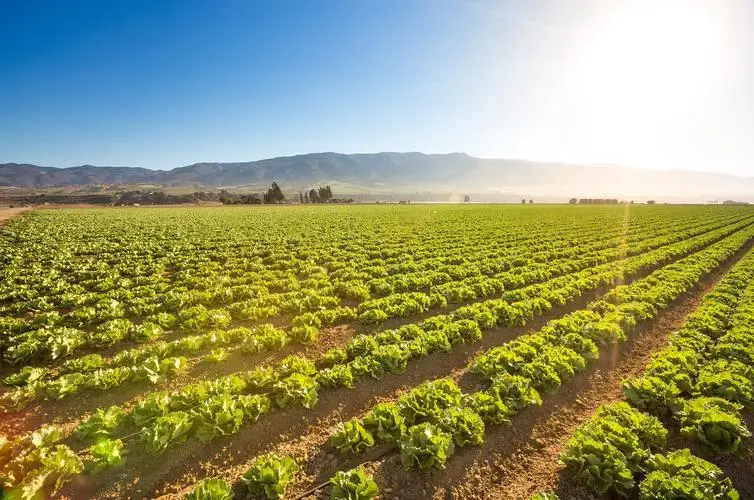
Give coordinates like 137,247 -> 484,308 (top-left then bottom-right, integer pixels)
562,2 -> 732,162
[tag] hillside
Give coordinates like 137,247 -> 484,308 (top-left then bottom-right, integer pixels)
1,153 -> 752,201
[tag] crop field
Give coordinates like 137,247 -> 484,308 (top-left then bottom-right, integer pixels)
2,203 -> 754,499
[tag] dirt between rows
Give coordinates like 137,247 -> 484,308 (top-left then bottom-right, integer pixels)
54,234 -> 753,499
0,206 -> 29,226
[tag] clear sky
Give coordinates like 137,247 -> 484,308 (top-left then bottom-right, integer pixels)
2,0 -> 752,175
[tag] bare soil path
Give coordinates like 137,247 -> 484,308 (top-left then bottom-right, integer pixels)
0,206 -> 30,226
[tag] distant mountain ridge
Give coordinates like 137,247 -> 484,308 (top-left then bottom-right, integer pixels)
1,153 -> 752,201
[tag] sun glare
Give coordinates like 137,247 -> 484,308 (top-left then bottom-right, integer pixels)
560,2 -> 732,163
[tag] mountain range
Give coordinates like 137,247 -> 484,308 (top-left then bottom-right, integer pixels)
1,153 -> 752,202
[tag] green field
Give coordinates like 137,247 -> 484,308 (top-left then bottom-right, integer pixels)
2,204 -> 754,499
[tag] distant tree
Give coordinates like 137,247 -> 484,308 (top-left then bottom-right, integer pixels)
630,200 -> 635,204
263,182 -> 285,204
569,198 -> 577,204
304,191 -> 310,203
521,199 -> 526,204
464,194 -> 470,203
299,192 -> 304,204
318,186 -> 333,202
647,200 -> 656,205
309,189 -> 320,203
529,199 -> 534,204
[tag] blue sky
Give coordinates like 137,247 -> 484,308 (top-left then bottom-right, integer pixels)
1,0 -> 752,175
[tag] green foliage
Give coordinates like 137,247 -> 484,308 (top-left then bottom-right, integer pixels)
290,324 -> 318,343
141,411 -> 193,454
205,348 -> 229,363
464,391 -> 511,425
87,438 -> 124,473
3,201 -> 754,495
330,419 -> 375,454
399,422 -> 455,470
520,359 -> 561,394
678,397 -> 751,454
278,355 -> 316,377
322,347 -> 348,367
243,366 -> 279,391
242,453 -> 299,499
3,366 -> 48,387
132,391 -> 172,427
362,402 -> 407,444
437,407 -> 485,447
529,494 -> 559,500
488,374 -> 542,412
594,402 -> 667,450
640,449 -> 739,499
329,466 -> 378,500
694,369 -> 754,406
561,438 -> 635,496
186,477 -> 234,500
192,394 -> 247,443
4,444 -> 84,497
561,402 -> 671,496
131,321 -> 164,343
315,364 -> 355,389
622,376 -> 681,414
273,373 -> 319,409
91,319 -> 133,347
397,379 -> 462,424
61,353 -> 105,374
75,406 -> 127,443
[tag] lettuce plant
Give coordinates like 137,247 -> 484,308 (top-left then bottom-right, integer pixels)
398,422 -> 454,470
330,419 -> 375,454
362,402 -> 407,444
640,449 -> 739,499
242,453 -> 298,499
329,466 -> 378,500
186,477 -> 234,500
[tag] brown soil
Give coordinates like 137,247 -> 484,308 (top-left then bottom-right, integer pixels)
0,206 -> 30,226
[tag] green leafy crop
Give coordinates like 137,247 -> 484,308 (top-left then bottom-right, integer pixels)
398,422 -> 455,470
242,453 -> 298,499
640,449 -> 739,499
330,419 -> 375,454
186,477 -> 234,500
329,466 -> 378,500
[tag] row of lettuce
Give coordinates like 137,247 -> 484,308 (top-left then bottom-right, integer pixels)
175,217 -> 754,497
1,211 -> 744,370
3,216 -> 747,409
1,216 -> 752,498
310,228 -> 751,472
3,205 -> 711,326
546,245 -> 754,498
184,457 -> 378,500
1,205 -> 654,332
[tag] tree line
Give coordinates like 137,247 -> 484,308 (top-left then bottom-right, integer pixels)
221,183 -> 352,205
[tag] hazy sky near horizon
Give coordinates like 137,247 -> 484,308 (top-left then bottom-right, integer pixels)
2,0 -> 752,175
